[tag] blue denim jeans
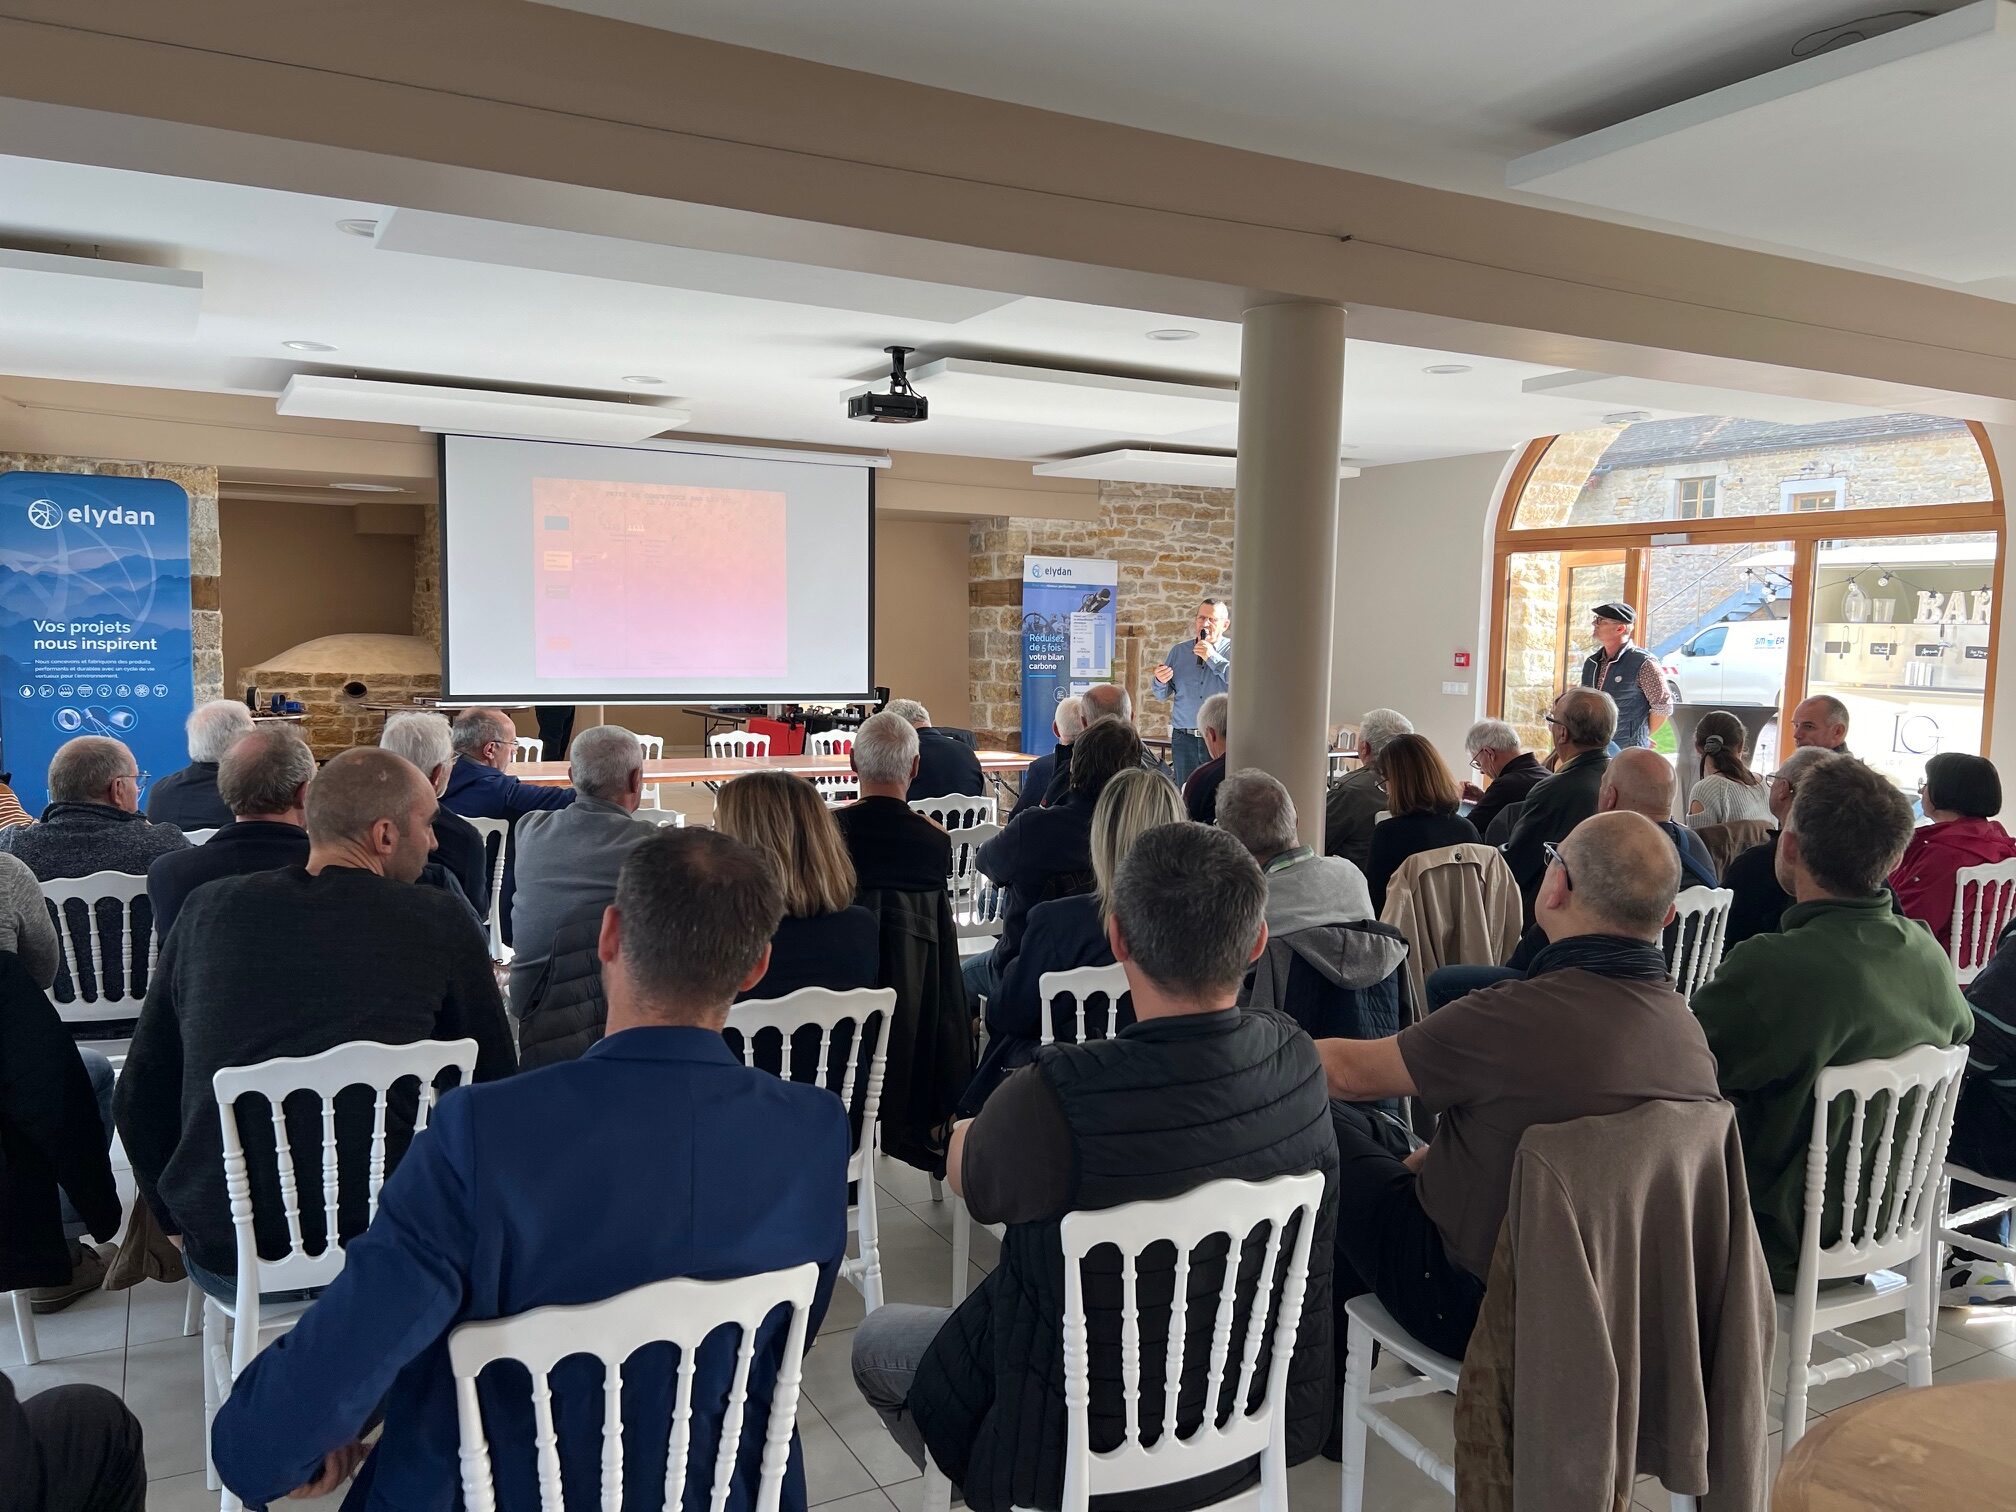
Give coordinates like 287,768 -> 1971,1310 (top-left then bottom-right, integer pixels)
184,1253 -> 324,1309
60,1048 -> 117,1243
1171,728 -> 1208,787
1424,965 -> 1521,1014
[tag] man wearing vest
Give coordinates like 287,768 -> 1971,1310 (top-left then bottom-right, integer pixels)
852,822 -> 1339,1512
1580,602 -> 1671,751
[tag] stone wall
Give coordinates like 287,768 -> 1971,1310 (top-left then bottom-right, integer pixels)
968,481 -> 1234,748
240,632 -> 442,758
413,504 -> 442,647
0,452 -> 223,702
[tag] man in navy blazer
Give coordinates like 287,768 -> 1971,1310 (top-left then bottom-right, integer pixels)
213,827 -> 852,1512
440,707 -> 574,942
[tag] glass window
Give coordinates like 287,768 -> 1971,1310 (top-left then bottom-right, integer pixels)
1502,550 -> 1625,751
1688,625 -> 1727,657
1508,414 -> 1992,530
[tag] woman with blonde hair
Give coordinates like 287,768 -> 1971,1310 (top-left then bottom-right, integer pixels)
958,768 -> 1185,1111
713,770 -> 880,1000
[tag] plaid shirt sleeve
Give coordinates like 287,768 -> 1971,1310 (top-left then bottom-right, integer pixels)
1639,657 -> 1673,717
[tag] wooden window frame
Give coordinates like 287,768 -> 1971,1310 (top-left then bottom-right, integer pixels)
1675,475 -> 1718,521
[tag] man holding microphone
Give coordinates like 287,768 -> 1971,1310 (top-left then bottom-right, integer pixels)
1152,598 -> 1232,784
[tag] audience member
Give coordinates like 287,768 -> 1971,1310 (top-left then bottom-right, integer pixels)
213,829 -> 851,1512
147,727 -> 315,938
962,768 -> 1182,1110
0,736 -> 189,878
1217,768 -> 1373,932
716,771 -> 879,1000
1693,756 -> 1972,1290
852,823 -> 1338,1508
1320,811 -> 1721,1357
0,849 -> 57,988
1721,747 -> 1838,949
1009,697 -> 1085,821
146,699 -> 254,831
1151,597 -> 1232,784
1945,914 -> 2016,1304
0,1373 -> 145,1512
115,748 -> 515,1299
509,725 -> 656,1016
441,707 -> 573,942
1685,710 -> 1773,829
381,711 -> 490,911
1182,691 -> 1230,822
0,773 -> 31,829
1789,694 -> 1851,755
1891,751 -> 2016,953
966,718 -> 1143,1006
1501,687 -> 1616,916
887,699 -> 986,803
1365,734 -> 1479,914
1459,719 -> 1547,841
835,712 -> 953,893
1323,708 -> 1413,871
1040,684 -> 1161,806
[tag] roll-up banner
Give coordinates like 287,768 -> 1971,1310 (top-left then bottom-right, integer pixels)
1019,555 -> 1118,758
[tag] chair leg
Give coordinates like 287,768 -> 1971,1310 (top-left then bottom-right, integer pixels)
10,1290 -> 39,1366
202,1298 -> 223,1491
950,1197 -> 971,1304
1907,1236 -> 1938,1390
1781,1323 -> 1813,1454
929,1175 -> 945,1203
1338,1313 -> 1373,1512
856,1175 -> 885,1314
921,1455 -> 953,1512
182,1279 -> 201,1337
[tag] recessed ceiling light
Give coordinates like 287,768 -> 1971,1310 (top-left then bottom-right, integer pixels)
1147,328 -> 1200,342
1422,363 -> 1473,375
1603,410 -> 1652,426
283,339 -> 336,353
621,374 -> 666,386
329,482 -> 407,494
335,218 -> 379,238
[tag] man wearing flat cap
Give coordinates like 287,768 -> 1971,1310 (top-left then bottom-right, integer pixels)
1580,602 -> 1671,750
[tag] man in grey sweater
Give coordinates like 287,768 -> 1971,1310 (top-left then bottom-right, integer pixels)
509,725 -> 658,1016
0,736 -> 189,880
1217,767 -> 1374,931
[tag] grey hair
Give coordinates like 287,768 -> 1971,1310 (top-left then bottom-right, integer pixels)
48,736 -> 133,804
1464,718 -> 1521,756
379,711 -> 454,780
851,711 -> 919,784
1053,696 -> 1088,743
1771,745 -> 1838,788
450,707 -> 513,757
884,698 -> 931,728
569,725 -> 643,802
1081,683 -> 1132,724
1561,811 -> 1681,937
1110,823 -> 1267,999
219,727 -> 317,816
1198,692 -> 1230,740
1213,768 -> 1298,860
187,700 -> 255,762
1357,708 -> 1413,758
1555,686 -> 1619,749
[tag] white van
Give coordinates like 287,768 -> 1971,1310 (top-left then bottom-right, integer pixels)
1663,620 -> 1790,708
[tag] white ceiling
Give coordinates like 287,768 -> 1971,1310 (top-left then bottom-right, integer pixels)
0,153 -> 1742,472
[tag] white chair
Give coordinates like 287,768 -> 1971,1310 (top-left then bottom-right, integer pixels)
708,731 -> 771,760
184,827 -> 219,845
204,1038 -> 478,1507
513,736 -> 545,764
923,1172 -> 1325,1512
1665,885 -> 1734,1000
947,823 -> 1004,960
468,816 -> 512,963
41,870 -> 156,1024
912,794 -> 998,830
1777,1042 -> 1969,1451
1949,857 -> 2016,983
806,730 -> 858,806
448,1262 -> 821,1512
9,1289 -> 39,1365
1038,963 -> 1132,1047
1939,1164 -> 2016,1275
725,987 -> 895,1312
635,732 -> 667,809
649,811 -> 687,828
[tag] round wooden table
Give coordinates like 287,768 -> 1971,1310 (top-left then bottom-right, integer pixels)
1773,1380 -> 2016,1509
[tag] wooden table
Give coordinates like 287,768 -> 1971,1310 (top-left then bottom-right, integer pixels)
513,749 -> 1037,799
1773,1380 -> 2016,1510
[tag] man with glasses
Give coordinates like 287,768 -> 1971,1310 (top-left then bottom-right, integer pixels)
1317,811 -> 1721,1358
1720,746 -> 1838,948
0,735 -> 189,883
441,707 -> 574,945
1501,687 -> 1616,921
1459,718 -> 1547,843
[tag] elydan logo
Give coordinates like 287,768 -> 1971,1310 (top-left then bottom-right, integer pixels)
22,498 -> 155,530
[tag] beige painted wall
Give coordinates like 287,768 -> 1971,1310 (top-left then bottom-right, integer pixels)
875,516 -> 973,729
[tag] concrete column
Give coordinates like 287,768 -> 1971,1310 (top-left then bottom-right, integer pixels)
1228,301 -> 1346,848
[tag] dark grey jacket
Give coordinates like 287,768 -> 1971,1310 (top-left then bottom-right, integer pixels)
1501,749 -> 1612,916
0,802 -> 188,880
515,905 -> 609,1071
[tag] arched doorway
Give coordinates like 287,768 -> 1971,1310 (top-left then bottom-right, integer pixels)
1489,414 -> 2003,788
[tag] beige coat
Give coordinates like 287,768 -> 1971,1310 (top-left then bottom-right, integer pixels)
1454,1100 -> 1774,1512
1377,843 -> 1521,1025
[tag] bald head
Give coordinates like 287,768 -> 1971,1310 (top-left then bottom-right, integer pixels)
1081,683 -> 1132,725
1601,747 -> 1676,821
1540,810 -> 1682,942
450,707 -> 517,771
305,748 -> 438,883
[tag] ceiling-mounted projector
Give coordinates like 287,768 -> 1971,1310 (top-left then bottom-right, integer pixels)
847,346 -> 929,424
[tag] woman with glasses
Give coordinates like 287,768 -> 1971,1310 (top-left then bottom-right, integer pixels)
1684,710 -> 1772,829
1719,746 -> 1840,949
1890,752 -> 2016,953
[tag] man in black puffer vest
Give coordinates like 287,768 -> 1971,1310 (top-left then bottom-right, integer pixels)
852,822 -> 1338,1512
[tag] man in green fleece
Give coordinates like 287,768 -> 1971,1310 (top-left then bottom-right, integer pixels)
1694,754 -> 1972,1290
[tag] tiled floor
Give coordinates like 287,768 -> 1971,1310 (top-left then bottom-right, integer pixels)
8,1150 -> 2016,1509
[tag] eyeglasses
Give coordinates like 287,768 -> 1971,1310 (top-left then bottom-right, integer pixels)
118,770 -> 150,792
1542,840 -> 1571,890
1544,714 -> 1566,729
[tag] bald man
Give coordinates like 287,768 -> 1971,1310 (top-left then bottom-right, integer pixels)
115,749 -> 515,1303
1318,810 -> 1721,1357
1599,748 -> 1719,891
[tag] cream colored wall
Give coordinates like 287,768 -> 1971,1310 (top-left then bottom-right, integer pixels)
876,517 -> 973,729
1330,451 -> 1517,763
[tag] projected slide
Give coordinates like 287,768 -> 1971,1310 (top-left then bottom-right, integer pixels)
532,479 -> 788,679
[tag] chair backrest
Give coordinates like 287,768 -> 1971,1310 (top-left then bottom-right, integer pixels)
212,1037 -> 479,1293
805,731 -> 853,758
469,817 -> 512,958
41,869 -> 155,1022
1057,1172 -> 1324,1511
1039,963 -> 1132,1047
649,812 -> 687,828
912,794 -> 998,830
1379,843 -> 1520,1025
514,736 -> 545,764
184,827 -> 219,845
1796,1043 -> 1969,1285
448,1262 -> 822,1512
1950,857 -> 2016,983
1694,819 -> 1772,878
1666,886 -> 1735,1000
724,987 -> 896,1163
709,732 -> 771,760
635,734 -> 665,760
947,823 -> 1004,938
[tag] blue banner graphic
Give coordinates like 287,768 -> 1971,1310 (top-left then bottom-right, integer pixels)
1019,556 -> 1119,756
0,471 -> 195,813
